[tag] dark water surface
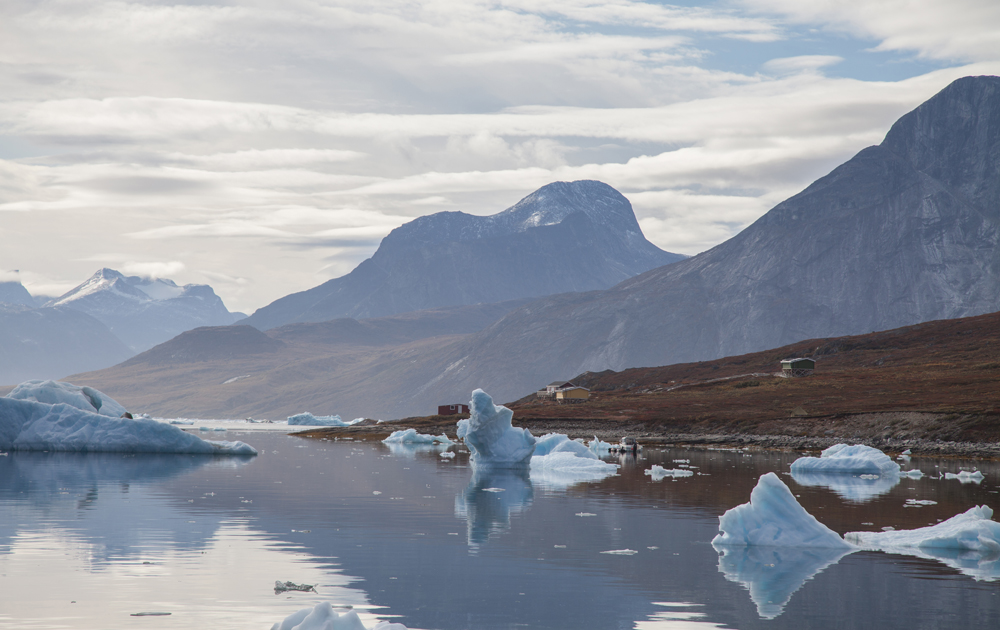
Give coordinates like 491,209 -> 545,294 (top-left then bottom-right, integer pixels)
1,430 -> 999,629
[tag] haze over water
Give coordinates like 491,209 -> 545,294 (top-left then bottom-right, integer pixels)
1,429 -> 999,629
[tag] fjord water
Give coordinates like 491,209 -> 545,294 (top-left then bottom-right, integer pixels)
1,431 -> 999,629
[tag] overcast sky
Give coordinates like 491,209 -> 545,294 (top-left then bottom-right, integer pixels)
2,0 -> 1000,314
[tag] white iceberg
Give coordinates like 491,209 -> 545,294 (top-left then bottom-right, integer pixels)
588,436 -> 612,455
271,602 -> 407,630
713,473 -> 852,549
456,389 -> 535,467
288,413 -> 364,427
533,433 -> 595,458
0,396 -> 257,455
846,505 -> 1000,581
6,379 -> 129,418
790,469 -> 901,502
645,465 -> 694,480
944,470 -> 985,483
789,443 -> 901,476
382,429 -> 453,444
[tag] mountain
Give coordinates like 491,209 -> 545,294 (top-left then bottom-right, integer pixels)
0,280 -> 34,306
48,268 -> 243,352
242,180 -> 684,330
0,305 -> 132,385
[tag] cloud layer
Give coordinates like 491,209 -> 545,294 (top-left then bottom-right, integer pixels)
1,1 -> 999,311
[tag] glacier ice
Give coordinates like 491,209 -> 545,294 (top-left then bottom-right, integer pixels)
846,505 -> 1000,581
6,379 -> 128,418
382,429 -> 453,444
790,444 -> 901,476
790,470 -> 901,502
456,389 -> 535,467
288,413 -> 364,427
712,473 -> 852,549
645,465 -> 694,480
0,386 -> 256,455
271,602 -> 407,630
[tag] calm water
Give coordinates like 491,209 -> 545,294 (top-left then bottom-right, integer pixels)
1,428 -> 999,629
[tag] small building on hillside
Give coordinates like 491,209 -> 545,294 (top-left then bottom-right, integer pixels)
537,381 -> 577,398
781,357 -> 815,377
438,403 -> 470,416
555,386 -> 590,403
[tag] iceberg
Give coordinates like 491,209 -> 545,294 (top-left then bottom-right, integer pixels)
716,544 -> 854,619
456,389 -> 535,467
0,396 -> 256,455
588,436 -> 612,455
789,443 -> 901,476
272,602 -> 407,630
529,451 -> 619,490
790,469 -> 901,502
382,429 -> 453,444
713,473 -> 852,549
846,506 -> 1000,581
533,433 -> 596,458
645,465 -> 694,480
7,379 -> 129,418
288,413 -> 364,427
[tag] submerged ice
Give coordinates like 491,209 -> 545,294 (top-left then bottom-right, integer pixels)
0,381 -> 256,455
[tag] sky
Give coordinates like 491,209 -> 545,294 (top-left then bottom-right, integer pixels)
2,0 -> 1000,314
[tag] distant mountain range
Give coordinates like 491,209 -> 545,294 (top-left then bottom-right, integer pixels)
0,269 -> 243,384
242,180 -> 684,330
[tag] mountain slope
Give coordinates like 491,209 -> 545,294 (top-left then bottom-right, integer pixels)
0,281 -> 34,306
399,75 -> 1000,405
50,268 -> 242,352
243,180 -> 684,330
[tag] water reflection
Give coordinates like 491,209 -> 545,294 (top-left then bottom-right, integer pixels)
382,442 -> 451,459
790,470 -> 901,502
454,466 -> 533,547
713,544 -> 854,619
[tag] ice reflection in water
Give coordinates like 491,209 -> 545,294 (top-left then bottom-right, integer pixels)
713,544 -> 854,619
790,470 -> 902,502
455,467 -> 533,547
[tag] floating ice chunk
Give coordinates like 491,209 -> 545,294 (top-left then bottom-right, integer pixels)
440,451 -> 456,459
6,380 -> 128,418
169,419 -> 194,425
645,465 -> 694,480
456,389 -> 535,467
533,433 -> 598,459
846,506 -> 1000,581
383,429 -> 453,444
904,499 -> 937,507
790,470 -> 901,503
902,449 -> 912,455
529,451 -> 619,489
713,473 -> 853,549
904,469 -> 924,478
0,397 -> 257,455
288,413 -> 364,427
945,470 -> 985,483
588,436 -> 612,454
790,444 -> 901,476
715,545 -> 853,619
601,549 -> 638,555
274,580 -> 316,593
271,602 -> 407,630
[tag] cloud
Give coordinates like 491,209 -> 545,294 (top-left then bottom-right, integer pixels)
121,260 -> 186,279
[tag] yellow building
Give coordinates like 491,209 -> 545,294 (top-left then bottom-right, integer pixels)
555,386 -> 590,402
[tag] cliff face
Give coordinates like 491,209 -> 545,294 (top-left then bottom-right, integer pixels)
412,76 -> 1000,406
242,180 -> 684,330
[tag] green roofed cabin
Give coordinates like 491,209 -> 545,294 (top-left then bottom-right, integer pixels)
781,357 -> 815,377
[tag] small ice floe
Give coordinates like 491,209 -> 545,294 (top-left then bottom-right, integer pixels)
131,612 -> 171,617
904,469 -> 924,479
483,487 -> 505,493
673,459 -> 690,463
440,451 -> 456,458
902,449 -> 912,455
588,436 -> 613,454
288,413 -> 365,427
0,381 -> 256,455
944,470 -> 985,484
576,512 -> 596,517
169,419 -> 194,425
846,505 -> 1000,581
645,465 -> 694,480
382,429 -> 453,444
904,499 -> 938,507
274,580 -> 317,593
712,473 -> 854,618
271,602 -> 408,630
601,549 -> 638,555
790,444 -> 901,475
